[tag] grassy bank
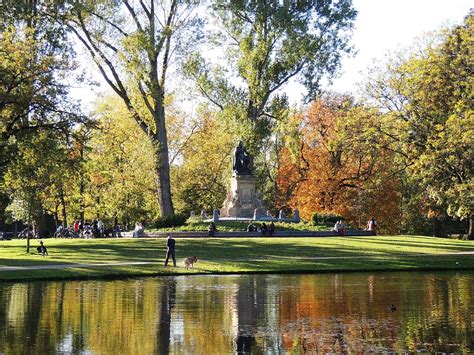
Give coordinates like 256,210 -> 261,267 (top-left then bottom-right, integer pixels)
0,236 -> 473,282
148,220 -> 328,232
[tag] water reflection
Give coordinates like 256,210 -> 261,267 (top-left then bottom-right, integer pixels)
0,272 -> 472,353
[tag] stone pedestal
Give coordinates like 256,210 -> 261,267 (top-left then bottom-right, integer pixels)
221,174 -> 264,218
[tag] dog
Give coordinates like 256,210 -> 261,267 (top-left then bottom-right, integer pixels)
184,256 -> 198,269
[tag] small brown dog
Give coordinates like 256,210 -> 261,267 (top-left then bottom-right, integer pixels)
184,256 -> 198,269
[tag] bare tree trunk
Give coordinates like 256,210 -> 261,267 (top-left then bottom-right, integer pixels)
60,193 -> 68,228
54,202 -> 59,228
79,142 -> 85,224
26,207 -> 31,254
468,215 -> 473,240
433,218 -> 444,238
152,136 -> 174,217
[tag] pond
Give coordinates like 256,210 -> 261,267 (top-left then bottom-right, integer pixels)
0,271 -> 473,354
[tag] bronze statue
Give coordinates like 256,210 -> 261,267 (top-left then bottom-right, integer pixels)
232,140 -> 252,175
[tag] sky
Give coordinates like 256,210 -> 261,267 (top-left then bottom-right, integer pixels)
72,0 -> 472,110
327,0 -> 472,95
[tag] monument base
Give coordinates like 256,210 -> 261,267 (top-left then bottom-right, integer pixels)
220,174 -> 265,218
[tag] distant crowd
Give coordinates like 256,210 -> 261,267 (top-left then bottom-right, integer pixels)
53,218 -> 143,239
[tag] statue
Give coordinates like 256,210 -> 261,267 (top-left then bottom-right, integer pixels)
229,190 -> 240,208
293,208 -> 300,223
232,140 -> 252,175
253,208 -> 259,220
278,209 -> 285,219
213,209 -> 220,223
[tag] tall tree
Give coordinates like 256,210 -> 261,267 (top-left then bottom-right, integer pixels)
63,0 -> 203,217
365,12 -> 473,238
185,0 -> 356,153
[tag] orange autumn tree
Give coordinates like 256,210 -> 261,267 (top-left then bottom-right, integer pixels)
277,97 -> 401,233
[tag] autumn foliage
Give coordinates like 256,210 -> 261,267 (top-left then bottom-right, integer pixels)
277,98 -> 401,233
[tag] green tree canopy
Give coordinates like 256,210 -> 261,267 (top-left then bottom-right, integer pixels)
185,0 -> 356,152
366,11 -> 473,238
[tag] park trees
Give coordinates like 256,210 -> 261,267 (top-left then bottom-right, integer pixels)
85,96 -> 158,224
0,10 -> 82,172
3,130 -> 78,250
365,12 -> 473,238
171,107 -> 234,213
277,97 -> 402,233
185,0 -> 357,198
0,1 -> 85,243
63,0 -> 204,217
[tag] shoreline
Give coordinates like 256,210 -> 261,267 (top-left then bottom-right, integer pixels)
2,264 -> 474,284
0,235 -> 473,282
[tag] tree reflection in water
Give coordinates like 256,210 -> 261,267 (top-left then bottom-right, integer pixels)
0,272 -> 472,353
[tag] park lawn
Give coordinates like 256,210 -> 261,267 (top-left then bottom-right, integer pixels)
148,220 -> 328,232
0,235 -> 473,282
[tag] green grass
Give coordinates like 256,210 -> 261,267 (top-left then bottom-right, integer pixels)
148,220 -> 328,232
0,235 -> 473,282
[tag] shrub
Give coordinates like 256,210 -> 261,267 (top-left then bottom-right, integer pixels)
312,212 -> 343,225
152,213 -> 188,229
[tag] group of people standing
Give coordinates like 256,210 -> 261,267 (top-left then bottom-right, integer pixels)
55,218 -> 125,238
71,219 -> 106,238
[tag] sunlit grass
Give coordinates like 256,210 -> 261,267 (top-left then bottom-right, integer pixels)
148,220 -> 328,232
0,235 -> 473,281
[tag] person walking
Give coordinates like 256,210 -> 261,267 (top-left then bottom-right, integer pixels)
164,234 -> 176,267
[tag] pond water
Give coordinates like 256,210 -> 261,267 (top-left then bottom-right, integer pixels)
0,272 -> 473,354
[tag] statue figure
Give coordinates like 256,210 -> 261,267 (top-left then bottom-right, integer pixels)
278,209 -> 285,219
293,208 -> 300,223
232,140 -> 252,175
213,209 -> 220,223
229,190 -> 240,208
254,192 -> 264,209
253,208 -> 259,220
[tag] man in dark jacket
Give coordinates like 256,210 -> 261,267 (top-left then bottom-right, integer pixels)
164,234 -> 176,267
